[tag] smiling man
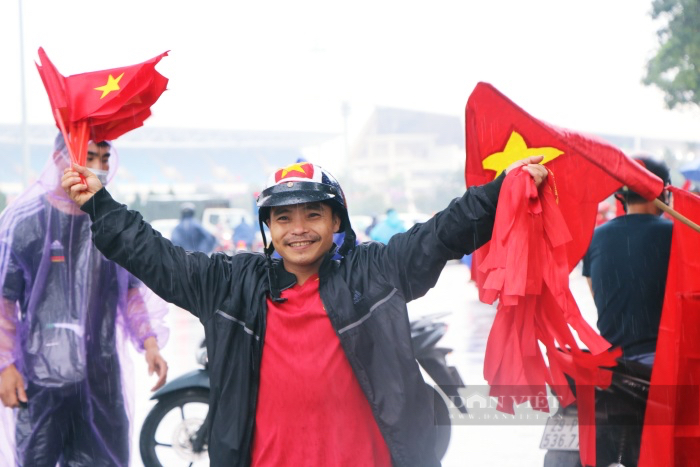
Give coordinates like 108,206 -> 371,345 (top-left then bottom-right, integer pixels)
266,202 -> 339,281
61,157 -> 547,467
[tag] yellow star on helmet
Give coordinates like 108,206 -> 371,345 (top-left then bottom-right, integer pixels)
482,131 -> 563,177
94,73 -> 124,99
280,162 -> 308,178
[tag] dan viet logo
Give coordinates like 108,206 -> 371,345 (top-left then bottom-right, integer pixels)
436,385 -> 563,426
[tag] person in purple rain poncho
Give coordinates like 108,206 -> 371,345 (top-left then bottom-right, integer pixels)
0,134 -> 170,466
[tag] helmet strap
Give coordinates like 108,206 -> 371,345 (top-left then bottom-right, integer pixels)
259,218 -> 275,256
337,213 -> 356,256
259,218 -> 287,303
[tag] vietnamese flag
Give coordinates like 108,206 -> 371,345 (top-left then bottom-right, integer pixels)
464,82 -> 666,466
62,51 -> 168,122
274,162 -> 315,182
638,187 -> 700,467
466,82 -> 664,271
36,48 -> 168,167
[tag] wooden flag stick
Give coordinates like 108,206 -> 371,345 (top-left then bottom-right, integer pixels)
654,198 -> 700,233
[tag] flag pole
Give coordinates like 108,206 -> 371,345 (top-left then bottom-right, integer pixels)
18,0 -> 31,188
654,198 -> 700,233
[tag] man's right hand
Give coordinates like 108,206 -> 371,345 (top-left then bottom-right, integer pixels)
0,364 -> 27,408
61,164 -> 104,207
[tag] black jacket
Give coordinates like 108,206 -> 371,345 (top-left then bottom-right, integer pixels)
82,175 -> 504,466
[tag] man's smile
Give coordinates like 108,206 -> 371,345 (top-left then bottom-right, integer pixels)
287,240 -> 315,248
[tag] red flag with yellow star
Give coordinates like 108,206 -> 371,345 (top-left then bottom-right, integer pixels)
465,82 -> 661,467
63,51 -> 168,123
36,48 -> 168,166
465,82 -> 663,270
274,162 -> 316,182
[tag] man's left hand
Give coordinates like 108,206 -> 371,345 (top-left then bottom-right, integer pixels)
144,336 -> 168,391
505,155 -> 548,187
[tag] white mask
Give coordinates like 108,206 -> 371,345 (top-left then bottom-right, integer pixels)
87,168 -> 109,185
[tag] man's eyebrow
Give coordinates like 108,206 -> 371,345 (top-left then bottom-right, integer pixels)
272,203 -> 323,215
303,202 -> 323,210
272,206 -> 292,215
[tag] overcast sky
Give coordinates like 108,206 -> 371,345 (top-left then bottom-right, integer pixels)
1,0 -> 699,144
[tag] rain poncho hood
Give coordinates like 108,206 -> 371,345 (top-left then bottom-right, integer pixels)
0,134 -> 168,465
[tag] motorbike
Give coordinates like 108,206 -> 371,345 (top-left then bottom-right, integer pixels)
541,360 -> 651,467
139,312 -> 467,466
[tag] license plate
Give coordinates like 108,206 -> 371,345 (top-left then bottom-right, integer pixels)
539,415 -> 579,451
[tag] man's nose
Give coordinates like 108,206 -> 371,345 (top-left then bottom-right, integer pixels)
289,216 -> 308,233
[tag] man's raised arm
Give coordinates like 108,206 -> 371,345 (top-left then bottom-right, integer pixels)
374,155 -> 548,302
61,164 -> 230,320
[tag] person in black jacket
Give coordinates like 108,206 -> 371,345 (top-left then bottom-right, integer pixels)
582,157 -> 673,365
61,157 -> 547,467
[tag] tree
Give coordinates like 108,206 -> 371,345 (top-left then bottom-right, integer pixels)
644,0 -> 700,109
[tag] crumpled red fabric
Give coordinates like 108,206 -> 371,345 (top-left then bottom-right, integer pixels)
479,168 -> 622,467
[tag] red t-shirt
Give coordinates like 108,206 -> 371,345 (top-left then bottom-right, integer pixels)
251,275 -> 392,466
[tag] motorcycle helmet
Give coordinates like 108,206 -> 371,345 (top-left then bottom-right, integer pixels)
257,162 -> 355,256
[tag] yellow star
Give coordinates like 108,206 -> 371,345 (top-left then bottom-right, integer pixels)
280,162 -> 308,178
94,73 -> 124,99
482,131 -> 564,177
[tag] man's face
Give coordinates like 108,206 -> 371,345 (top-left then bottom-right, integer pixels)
86,142 -> 111,171
268,202 -> 340,274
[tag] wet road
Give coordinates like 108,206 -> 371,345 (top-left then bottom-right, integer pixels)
129,261 -> 598,466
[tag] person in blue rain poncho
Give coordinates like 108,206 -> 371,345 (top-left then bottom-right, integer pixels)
369,208 -> 407,244
171,202 -> 217,254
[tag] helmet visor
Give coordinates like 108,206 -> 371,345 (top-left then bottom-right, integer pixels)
256,181 -> 338,208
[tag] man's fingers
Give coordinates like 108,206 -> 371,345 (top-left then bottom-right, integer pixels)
61,173 -> 85,194
16,383 -> 27,403
0,367 -> 26,408
156,359 -> 168,379
1,388 -> 18,408
71,163 -> 91,175
521,164 -> 548,187
151,360 -> 168,391
146,353 -> 168,391
70,184 -> 88,195
0,391 -> 12,408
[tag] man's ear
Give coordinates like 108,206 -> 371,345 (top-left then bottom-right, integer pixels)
333,213 -> 342,233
